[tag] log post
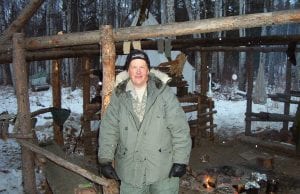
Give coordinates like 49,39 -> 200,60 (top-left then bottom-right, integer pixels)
52,59 -> 64,145
100,25 -> 118,194
100,25 -> 116,115
294,103 -> 300,154
245,51 -> 254,135
12,33 -> 37,194
82,57 -> 94,156
208,98 -> 215,140
282,60 -> 292,131
200,52 -> 209,95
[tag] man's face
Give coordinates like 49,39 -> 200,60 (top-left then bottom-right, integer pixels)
128,59 -> 149,88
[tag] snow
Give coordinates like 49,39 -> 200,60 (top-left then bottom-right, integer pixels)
0,85 -> 298,193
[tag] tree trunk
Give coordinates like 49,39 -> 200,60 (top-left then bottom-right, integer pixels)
0,0 -> 5,33
184,0 -> 193,21
238,0 -> 246,91
160,0 -> 167,24
213,0 -> 224,81
0,0 -> 45,43
0,1 -> 6,84
166,0 -> 175,24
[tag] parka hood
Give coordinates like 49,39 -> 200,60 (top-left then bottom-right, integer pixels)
114,69 -> 171,96
115,69 -> 171,87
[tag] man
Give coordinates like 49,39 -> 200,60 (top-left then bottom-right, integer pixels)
98,49 -> 192,194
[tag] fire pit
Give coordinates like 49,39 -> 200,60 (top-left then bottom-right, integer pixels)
180,165 -> 277,194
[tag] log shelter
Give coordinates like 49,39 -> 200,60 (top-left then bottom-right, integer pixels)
1,2 -> 300,193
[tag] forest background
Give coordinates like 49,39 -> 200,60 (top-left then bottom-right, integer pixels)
0,0 -> 299,92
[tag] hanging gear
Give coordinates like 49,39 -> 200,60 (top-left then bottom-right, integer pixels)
253,62 -> 267,104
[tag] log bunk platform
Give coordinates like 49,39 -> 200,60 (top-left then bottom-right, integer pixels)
156,52 -> 217,147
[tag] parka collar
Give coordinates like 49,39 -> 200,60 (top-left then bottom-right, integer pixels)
114,69 -> 171,96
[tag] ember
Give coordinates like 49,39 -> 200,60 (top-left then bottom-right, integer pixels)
203,175 -> 216,189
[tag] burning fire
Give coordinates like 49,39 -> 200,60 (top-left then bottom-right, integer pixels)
203,175 -> 216,189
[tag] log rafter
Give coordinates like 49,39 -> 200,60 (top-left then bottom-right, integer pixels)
1,36 -> 300,64
0,9 -> 299,64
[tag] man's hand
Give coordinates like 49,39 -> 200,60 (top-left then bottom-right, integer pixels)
168,163 -> 187,178
100,162 -> 120,181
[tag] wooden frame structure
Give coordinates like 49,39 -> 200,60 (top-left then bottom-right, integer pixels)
1,5 -> 300,193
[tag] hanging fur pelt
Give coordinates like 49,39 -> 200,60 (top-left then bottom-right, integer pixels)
158,52 -> 187,77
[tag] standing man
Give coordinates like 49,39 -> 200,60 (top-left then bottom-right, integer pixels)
98,49 -> 191,194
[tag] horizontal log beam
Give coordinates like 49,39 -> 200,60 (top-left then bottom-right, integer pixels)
178,96 -> 198,103
247,112 -> 295,122
0,9 -> 299,53
114,10 -> 300,42
17,139 -> 109,186
2,33 -> 300,56
238,135 -> 297,156
182,105 -> 198,113
187,46 -> 300,52
1,46 -> 299,64
198,110 -> 217,117
198,124 -> 217,131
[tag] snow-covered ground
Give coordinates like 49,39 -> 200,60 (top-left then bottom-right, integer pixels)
0,85 -> 298,193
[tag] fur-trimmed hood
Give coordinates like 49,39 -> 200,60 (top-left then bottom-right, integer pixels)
114,69 -> 171,95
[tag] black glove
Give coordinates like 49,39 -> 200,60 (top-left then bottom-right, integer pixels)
100,162 -> 120,180
168,163 -> 187,178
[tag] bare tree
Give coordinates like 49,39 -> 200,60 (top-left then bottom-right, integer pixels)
160,0 -> 167,24
238,0 -> 246,90
0,0 -> 6,84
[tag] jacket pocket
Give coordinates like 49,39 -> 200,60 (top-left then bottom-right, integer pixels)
115,144 -> 128,159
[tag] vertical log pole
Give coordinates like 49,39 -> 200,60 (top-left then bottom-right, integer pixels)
52,59 -> 64,145
245,51 -> 254,135
208,99 -> 214,140
100,25 -> 119,194
199,52 -> 209,138
100,25 -> 116,115
283,60 -> 292,131
200,52 -> 209,95
12,33 -> 37,194
82,57 -> 93,156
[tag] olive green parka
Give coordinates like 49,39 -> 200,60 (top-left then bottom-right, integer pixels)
98,69 -> 191,187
